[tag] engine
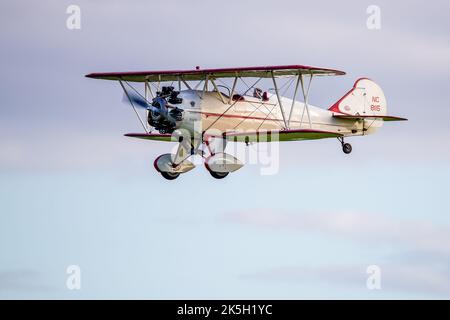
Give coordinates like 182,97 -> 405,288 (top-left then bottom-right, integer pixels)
148,86 -> 184,134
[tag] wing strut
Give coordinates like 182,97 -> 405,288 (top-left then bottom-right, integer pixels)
144,80 -> 154,99
210,78 -> 226,104
287,73 -> 302,128
119,80 -> 149,133
201,74 -> 209,98
180,75 -> 192,90
144,80 -> 153,132
228,75 -> 238,104
299,73 -> 313,128
271,71 -> 288,129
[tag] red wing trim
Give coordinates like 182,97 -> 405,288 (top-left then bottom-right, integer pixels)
333,114 -> 408,121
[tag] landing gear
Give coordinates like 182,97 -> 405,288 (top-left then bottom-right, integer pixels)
160,171 -> 180,180
203,137 -> 237,179
342,143 -> 352,154
208,170 -> 229,179
154,153 -> 195,180
338,137 -> 352,154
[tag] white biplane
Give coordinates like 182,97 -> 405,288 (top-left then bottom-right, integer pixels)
86,65 -> 407,180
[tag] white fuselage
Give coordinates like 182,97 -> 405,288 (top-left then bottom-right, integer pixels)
173,90 -> 381,138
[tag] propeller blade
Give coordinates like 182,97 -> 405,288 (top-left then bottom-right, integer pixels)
122,91 -> 149,109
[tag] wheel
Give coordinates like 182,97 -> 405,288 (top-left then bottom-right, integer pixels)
160,171 -> 180,180
208,170 -> 229,179
342,143 -> 352,154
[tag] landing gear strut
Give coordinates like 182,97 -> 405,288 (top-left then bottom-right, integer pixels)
338,137 -> 352,154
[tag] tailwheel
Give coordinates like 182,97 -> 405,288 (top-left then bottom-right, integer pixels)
338,137 -> 352,154
160,171 -> 180,180
208,170 -> 229,179
342,143 -> 352,154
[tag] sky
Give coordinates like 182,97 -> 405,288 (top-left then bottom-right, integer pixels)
0,0 -> 450,299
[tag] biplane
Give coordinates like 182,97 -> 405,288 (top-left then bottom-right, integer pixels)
85,65 -> 407,180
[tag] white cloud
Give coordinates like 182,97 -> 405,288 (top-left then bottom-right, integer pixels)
226,209 -> 450,296
225,209 -> 450,256
243,263 -> 450,298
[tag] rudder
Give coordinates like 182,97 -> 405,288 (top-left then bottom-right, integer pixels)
329,78 -> 387,117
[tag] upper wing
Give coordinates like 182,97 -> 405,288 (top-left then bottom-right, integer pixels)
333,114 -> 408,121
209,129 -> 342,143
86,65 -> 345,83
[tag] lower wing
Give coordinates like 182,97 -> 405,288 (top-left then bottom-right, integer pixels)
125,129 -> 342,143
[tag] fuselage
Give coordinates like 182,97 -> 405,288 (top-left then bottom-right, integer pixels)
171,89 -> 381,139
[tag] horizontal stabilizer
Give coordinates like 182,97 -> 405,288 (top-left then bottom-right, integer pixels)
333,114 -> 408,122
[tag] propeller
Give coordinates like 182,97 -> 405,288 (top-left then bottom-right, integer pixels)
122,91 -> 151,110
122,91 -> 175,123
122,90 -> 178,133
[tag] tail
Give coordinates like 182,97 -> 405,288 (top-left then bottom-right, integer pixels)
329,78 -> 387,117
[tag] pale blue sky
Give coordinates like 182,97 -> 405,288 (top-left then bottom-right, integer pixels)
1,0 -> 450,299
